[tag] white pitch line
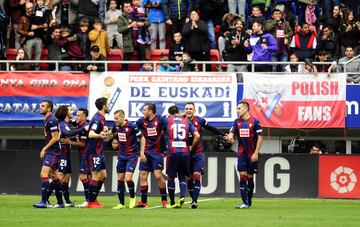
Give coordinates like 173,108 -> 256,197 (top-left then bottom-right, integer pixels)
145,197 -> 222,209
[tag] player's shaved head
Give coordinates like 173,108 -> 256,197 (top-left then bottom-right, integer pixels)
78,108 -> 89,117
238,101 -> 250,111
144,103 -> 156,114
55,105 -> 69,121
114,109 -> 125,116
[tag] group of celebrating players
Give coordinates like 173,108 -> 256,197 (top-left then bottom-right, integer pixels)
33,97 -> 263,209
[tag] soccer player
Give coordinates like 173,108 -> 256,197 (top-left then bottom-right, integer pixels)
136,103 -> 168,207
86,97 -> 111,208
54,105 -> 88,207
164,105 -> 200,208
33,100 -> 64,208
73,108 -> 90,208
111,110 -> 146,209
184,102 -> 226,208
225,101 -> 263,209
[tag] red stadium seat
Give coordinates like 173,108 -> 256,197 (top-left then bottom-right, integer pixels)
6,48 -> 48,70
107,49 -> 123,71
210,49 -> 220,71
150,49 -> 169,61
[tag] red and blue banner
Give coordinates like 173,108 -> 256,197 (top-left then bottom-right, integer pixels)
242,73 -> 347,128
0,72 -> 89,122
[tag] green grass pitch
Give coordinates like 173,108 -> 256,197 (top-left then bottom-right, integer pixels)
0,195 -> 359,226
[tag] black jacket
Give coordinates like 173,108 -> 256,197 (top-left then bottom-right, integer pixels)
224,30 -> 249,62
182,20 -> 210,53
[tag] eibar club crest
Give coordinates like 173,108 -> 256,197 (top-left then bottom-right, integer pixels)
254,90 -> 283,119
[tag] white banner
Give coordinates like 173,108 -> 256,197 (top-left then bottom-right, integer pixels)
89,72 -> 238,122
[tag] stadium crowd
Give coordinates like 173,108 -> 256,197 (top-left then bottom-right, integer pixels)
0,0 -> 360,81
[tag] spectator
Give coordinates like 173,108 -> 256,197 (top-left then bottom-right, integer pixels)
180,52 -> 195,71
338,10 -> 360,56
139,62 -> 153,71
143,0 -> 166,49
224,19 -> 249,72
309,144 -> 322,154
248,0 -> 271,15
290,22 -> 317,60
319,4 -> 342,34
182,10 -> 211,72
105,0 -> 123,49
45,25 -> 62,70
55,26 -> 83,61
245,20 -> 278,72
194,0 -> 219,49
9,0 -> 27,49
314,50 -> 336,77
169,31 -> 184,62
336,46 -> 360,84
82,45 -> 105,72
130,0 -> 150,44
76,20 -> 91,59
218,13 -> 239,61
32,0 -> 50,41
117,1 -> 136,71
10,47 -> 33,71
17,2 -> 46,71
52,0 -> 79,30
284,52 -> 305,73
78,0 -> 99,25
157,55 -> 179,71
316,25 -> 340,59
265,9 -> 293,71
162,0 -> 193,34
246,5 -> 266,30
89,18 -> 111,57
228,0 -> 246,18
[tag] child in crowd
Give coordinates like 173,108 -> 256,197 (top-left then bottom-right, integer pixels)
180,52 -> 195,71
89,18 -> 111,57
55,26 -> 83,60
169,32 -> 184,62
139,62 -> 153,71
77,20 -> 91,59
130,0 -> 150,44
157,55 -> 179,72
105,0 -> 123,48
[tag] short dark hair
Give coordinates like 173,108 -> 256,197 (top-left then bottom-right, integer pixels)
95,97 -> 108,110
92,18 -> 102,25
114,109 -> 125,115
272,9 -> 281,15
55,105 -> 68,121
238,100 -> 250,111
78,108 -> 89,117
90,45 -> 100,52
42,100 -> 53,112
185,102 -> 195,107
122,1 -> 131,7
168,105 -> 179,115
144,103 -> 156,114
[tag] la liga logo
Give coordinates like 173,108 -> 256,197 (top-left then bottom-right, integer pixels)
330,166 -> 357,193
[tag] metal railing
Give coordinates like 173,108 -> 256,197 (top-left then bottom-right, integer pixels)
0,59 -> 358,74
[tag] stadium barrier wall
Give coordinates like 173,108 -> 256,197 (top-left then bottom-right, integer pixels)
2,151 -> 359,198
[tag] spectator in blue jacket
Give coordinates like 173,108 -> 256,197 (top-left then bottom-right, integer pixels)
162,0 -> 193,34
245,20 -> 278,72
143,0 -> 166,49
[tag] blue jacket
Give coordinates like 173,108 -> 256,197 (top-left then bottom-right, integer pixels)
158,64 -> 179,71
143,0 -> 166,23
162,0 -> 193,20
247,32 -> 278,62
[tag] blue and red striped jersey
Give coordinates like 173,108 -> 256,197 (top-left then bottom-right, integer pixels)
188,116 -> 207,154
136,115 -> 165,154
44,113 -> 61,155
86,112 -> 107,156
112,120 -> 142,157
59,121 -> 72,156
230,116 -> 262,157
163,115 -> 196,154
77,122 -> 89,159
